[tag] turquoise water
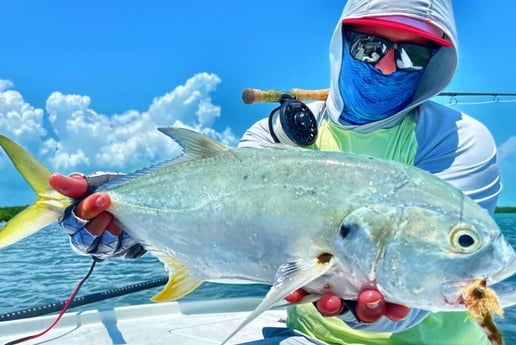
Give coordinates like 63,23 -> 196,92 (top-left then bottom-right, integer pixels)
0,214 -> 515,343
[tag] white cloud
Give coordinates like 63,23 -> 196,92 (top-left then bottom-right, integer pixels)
498,136 -> 516,160
0,73 -> 237,205
0,79 -> 14,92
148,72 -> 221,127
0,88 -> 46,141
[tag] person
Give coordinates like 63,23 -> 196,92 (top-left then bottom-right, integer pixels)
49,0 -> 502,344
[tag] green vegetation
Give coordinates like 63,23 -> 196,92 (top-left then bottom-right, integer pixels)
0,205 -> 27,222
494,206 -> 516,213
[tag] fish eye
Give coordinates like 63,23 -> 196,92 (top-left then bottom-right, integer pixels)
340,223 -> 351,238
449,223 -> 481,253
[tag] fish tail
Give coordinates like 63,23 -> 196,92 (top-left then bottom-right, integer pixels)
0,135 -> 72,248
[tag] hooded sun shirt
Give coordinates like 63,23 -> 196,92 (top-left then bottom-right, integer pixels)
326,0 -> 458,134
239,1 -> 501,343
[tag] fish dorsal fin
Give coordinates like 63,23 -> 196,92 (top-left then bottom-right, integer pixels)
221,254 -> 337,344
158,127 -> 229,160
150,249 -> 203,302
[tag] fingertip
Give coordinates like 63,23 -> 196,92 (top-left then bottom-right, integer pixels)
49,173 -> 88,198
285,289 -> 307,303
76,193 -> 111,219
95,193 -> 112,209
316,294 -> 344,317
386,303 -> 410,321
356,289 -> 386,323
48,173 -> 66,190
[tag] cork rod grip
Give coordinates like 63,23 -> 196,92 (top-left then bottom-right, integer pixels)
242,88 -> 329,104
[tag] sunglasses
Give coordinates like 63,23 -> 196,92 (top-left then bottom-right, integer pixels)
344,30 -> 439,71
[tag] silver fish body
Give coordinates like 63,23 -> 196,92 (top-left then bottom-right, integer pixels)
99,128 -> 516,311
1,128 -> 515,343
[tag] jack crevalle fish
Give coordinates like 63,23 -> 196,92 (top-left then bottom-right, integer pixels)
1,128 -> 516,343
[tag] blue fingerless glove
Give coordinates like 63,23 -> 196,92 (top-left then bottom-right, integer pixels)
59,172 -> 147,260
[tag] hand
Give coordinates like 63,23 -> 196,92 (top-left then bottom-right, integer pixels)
285,288 -> 409,323
49,173 -> 146,259
49,173 -> 121,236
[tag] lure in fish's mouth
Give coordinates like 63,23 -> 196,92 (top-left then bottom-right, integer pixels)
441,263 -> 516,309
450,253 -> 516,305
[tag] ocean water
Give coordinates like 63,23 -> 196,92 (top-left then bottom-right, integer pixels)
0,214 -> 515,343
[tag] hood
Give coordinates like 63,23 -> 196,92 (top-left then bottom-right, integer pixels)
326,0 -> 459,132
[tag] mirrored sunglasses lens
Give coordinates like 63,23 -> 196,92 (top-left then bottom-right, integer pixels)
397,45 -> 434,70
350,37 -> 387,64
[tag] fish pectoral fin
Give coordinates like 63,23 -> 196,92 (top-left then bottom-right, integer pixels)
151,252 -> 203,302
221,254 -> 336,345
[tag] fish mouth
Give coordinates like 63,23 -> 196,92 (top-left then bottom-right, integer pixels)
441,280 -> 470,307
441,257 -> 516,309
487,254 -> 516,285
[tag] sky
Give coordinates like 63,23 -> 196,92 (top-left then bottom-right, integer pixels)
0,1 -> 515,207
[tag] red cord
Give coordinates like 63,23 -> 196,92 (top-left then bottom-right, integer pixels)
5,259 -> 97,345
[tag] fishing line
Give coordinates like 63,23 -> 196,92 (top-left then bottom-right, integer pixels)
447,99 -> 516,106
4,258 -> 97,345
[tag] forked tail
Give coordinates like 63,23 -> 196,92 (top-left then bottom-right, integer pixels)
0,135 -> 72,248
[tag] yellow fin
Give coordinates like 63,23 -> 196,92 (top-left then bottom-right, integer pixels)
0,135 -> 71,248
151,252 -> 203,302
0,204 -> 63,247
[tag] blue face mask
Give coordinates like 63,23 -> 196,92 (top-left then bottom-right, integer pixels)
339,41 -> 425,125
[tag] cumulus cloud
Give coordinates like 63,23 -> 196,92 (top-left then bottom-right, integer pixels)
498,136 -> 516,160
148,72 -> 221,127
0,79 -> 14,92
40,72 -> 231,172
0,74 -> 237,204
0,86 -> 46,141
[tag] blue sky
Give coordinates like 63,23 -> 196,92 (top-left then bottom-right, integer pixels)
0,1 -> 515,206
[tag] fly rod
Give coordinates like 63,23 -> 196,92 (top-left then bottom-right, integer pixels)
241,88 -> 516,104
0,277 -> 168,322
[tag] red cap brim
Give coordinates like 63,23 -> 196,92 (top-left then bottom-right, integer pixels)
343,17 -> 453,47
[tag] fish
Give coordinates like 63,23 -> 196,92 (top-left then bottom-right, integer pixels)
1,127 -> 516,344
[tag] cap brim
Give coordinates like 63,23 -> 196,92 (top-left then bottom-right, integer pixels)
343,17 -> 453,47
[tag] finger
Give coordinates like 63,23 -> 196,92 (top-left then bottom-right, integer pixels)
49,173 -> 88,198
315,294 -> 345,317
106,218 -> 122,236
74,193 -> 112,220
385,303 -> 410,321
85,211 -> 121,237
355,289 -> 386,323
285,289 -> 307,303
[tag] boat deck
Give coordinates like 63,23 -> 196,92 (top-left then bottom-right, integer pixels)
0,297 -> 288,345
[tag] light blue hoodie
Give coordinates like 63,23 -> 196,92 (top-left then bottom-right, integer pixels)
240,0 -> 499,343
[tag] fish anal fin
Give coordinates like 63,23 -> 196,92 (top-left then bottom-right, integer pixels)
221,255 -> 337,344
150,251 -> 203,302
